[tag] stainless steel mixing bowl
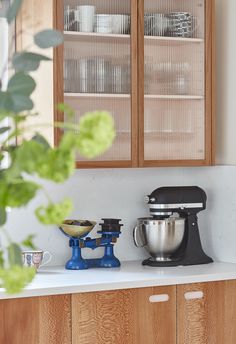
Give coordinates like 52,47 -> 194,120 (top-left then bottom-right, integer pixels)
133,217 -> 185,261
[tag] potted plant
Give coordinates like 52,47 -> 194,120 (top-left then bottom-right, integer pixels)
0,0 -> 115,294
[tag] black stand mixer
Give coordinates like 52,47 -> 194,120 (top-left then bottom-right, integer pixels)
134,186 -> 213,267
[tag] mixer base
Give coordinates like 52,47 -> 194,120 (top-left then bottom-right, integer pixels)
142,255 -> 213,267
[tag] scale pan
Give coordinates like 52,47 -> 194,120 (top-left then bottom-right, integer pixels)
60,220 -> 96,238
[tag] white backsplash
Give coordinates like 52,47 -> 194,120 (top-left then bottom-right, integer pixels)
5,0 -> 236,267
5,166 -> 236,266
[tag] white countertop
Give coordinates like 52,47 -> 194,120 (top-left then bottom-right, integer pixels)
1,261 -> 236,300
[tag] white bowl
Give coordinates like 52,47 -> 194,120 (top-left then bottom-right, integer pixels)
111,14 -> 130,34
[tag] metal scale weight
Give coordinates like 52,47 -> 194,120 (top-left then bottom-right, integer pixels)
59,218 -> 123,270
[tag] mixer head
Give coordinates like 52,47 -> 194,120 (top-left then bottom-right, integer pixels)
146,186 -> 207,217
59,220 -> 96,238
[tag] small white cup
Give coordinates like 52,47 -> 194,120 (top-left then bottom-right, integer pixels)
76,5 -> 95,32
22,250 -> 52,270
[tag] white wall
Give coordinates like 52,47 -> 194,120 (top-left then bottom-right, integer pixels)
5,166 -> 236,266
216,0 -> 236,164
5,0 -> 236,267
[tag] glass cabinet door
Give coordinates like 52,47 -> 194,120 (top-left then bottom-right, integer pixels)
140,0 -> 212,165
62,0 -> 137,167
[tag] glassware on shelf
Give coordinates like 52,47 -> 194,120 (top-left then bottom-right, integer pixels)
64,54 -> 130,94
144,13 -> 168,36
112,58 -> 130,94
145,61 -> 191,95
64,5 -> 75,31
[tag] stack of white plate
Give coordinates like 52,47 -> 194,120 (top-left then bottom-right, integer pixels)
110,14 -> 130,34
95,14 -> 112,33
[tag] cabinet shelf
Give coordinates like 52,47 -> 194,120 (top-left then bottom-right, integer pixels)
64,31 -> 203,45
64,93 -> 131,99
144,95 -> 204,100
64,93 -> 203,100
144,35 -> 204,45
144,130 -> 194,138
64,31 -> 130,43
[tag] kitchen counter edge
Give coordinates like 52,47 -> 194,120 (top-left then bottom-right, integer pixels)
1,260 -> 236,300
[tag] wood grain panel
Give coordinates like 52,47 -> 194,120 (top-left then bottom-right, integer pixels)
72,286 -> 176,344
16,0 -> 54,146
177,280 -> 236,344
0,295 -> 71,344
137,0 -> 145,167
205,0 -> 215,165
131,0 -> 139,167
53,0 -> 64,147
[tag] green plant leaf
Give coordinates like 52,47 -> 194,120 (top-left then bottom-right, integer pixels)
0,126 -> 10,134
11,94 -> 33,112
7,140 -> 47,178
36,148 -> 75,183
0,110 -> 11,121
57,103 -> 75,118
0,91 -> 33,112
12,52 -> 51,72
8,72 -> 36,96
8,243 -> 22,266
21,234 -> 36,250
6,0 -> 23,23
77,111 -> 115,158
35,199 -> 73,225
0,251 -> 4,268
4,180 -> 40,208
0,266 -> 35,294
0,207 -> 7,226
34,29 -> 64,49
31,133 -> 51,149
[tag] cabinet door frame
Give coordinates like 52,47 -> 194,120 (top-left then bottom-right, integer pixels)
72,286 -> 176,344
137,0 -> 215,167
53,0 -> 139,168
177,280 -> 236,344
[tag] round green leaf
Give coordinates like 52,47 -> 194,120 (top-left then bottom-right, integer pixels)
10,94 -> 34,112
34,29 -> 64,49
6,0 -> 23,24
8,72 -> 36,96
31,134 -> 51,149
12,52 -> 51,72
0,92 -> 31,113
8,243 -> 22,266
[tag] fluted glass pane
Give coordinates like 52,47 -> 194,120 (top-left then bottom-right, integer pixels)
64,0 -> 131,161
144,0 -> 205,161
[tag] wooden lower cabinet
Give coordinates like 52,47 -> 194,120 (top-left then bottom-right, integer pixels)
0,295 -> 71,344
71,286 -> 176,344
1,280 -> 236,344
177,280 -> 236,344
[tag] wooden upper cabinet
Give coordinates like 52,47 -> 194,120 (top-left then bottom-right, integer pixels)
54,0 -> 215,168
177,280 -> 236,344
72,286 -> 176,344
138,0 -> 215,167
0,295 -> 71,344
54,0 -> 138,168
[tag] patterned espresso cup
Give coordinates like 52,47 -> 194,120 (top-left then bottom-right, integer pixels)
22,250 -> 52,270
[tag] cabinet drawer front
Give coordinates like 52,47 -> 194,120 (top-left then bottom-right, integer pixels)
177,281 -> 236,344
72,286 -> 176,344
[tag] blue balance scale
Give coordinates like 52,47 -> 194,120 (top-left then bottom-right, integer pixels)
59,218 -> 123,270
